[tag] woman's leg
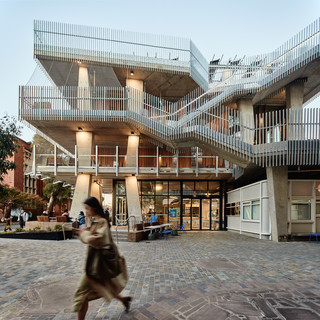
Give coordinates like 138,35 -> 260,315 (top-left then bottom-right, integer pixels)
78,299 -> 88,320
116,295 -> 132,312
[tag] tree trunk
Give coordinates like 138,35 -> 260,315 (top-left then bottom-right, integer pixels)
47,193 -> 54,215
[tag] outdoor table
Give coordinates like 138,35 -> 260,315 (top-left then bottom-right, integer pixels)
145,223 -> 173,240
145,223 -> 172,232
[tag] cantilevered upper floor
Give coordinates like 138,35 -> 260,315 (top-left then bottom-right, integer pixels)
33,20 -> 208,100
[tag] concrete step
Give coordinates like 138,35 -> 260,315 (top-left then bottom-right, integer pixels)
111,231 -> 128,242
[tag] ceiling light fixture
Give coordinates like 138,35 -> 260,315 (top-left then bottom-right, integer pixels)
130,70 -> 134,76
78,127 -> 83,131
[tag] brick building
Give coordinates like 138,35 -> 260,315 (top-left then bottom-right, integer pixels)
1,137 -> 44,197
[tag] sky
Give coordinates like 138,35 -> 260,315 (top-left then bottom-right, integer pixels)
0,0 -> 319,142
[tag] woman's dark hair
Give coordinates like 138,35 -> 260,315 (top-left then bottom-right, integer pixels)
84,197 -> 110,226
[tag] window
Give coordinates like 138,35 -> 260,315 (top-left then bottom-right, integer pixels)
291,200 -> 311,220
242,200 -> 260,220
252,201 -> 260,220
243,202 -> 251,220
316,202 -> 320,215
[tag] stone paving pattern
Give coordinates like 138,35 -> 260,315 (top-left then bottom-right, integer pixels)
0,231 -> 320,319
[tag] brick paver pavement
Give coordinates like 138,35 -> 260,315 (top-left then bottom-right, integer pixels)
0,231 -> 320,319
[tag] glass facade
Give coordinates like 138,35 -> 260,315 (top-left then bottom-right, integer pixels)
114,180 -> 223,230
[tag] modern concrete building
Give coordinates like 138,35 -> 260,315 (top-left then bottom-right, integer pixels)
19,19 -> 320,241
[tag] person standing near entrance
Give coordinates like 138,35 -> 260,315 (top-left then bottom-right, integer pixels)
73,197 -> 131,319
18,209 -> 25,228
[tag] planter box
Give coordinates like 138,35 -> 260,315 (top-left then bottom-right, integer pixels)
0,231 -> 72,240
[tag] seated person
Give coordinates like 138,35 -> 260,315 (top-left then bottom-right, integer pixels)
62,209 -> 72,222
77,211 -> 86,228
150,213 -> 158,223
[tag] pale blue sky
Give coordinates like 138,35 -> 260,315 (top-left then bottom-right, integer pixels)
0,0 -> 319,142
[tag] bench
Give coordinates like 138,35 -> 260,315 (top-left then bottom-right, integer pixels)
309,234 -> 320,243
161,229 -> 172,240
128,223 -> 150,242
37,216 -> 49,222
56,216 -> 67,222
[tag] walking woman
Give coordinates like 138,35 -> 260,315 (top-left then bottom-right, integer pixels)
73,197 -> 131,319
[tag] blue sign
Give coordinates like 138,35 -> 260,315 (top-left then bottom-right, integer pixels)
170,209 -> 177,218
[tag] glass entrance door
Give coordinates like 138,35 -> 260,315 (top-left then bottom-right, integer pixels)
191,199 -> 200,230
116,196 -> 127,225
201,199 -> 210,230
182,198 -> 191,230
211,199 -> 220,230
182,197 -> 220,230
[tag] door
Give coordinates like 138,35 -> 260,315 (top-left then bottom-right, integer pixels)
182,198 -> 191,230
191,199 -> 200,230
201,199 -> 210,230
211,199 -> 220,230
116,196 -> 127,225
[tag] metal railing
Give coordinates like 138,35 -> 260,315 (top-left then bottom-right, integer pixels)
34,20 -> 208,89
19,85 -> 320,167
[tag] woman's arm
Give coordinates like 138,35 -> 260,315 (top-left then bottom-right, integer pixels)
77,219 -> 109,247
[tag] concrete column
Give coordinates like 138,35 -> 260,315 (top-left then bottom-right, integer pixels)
76,132 -> 93,167
126,79 -> 144,113
266,166 -> 288,242
70,174 -> 91,218
126,135 -> 139,167
238,99 -> 254,144
78,66 -> 91,110
91,180 -> 102,203
286,81 -> 304,110
286,81 -> 305,140
125,176 -> 142,228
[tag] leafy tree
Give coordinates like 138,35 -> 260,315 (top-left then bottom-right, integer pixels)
43,180 -> 73,214
0,186 -> 44,209
0,116 -> 21,192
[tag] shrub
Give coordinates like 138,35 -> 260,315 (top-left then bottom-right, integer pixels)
46,227 -> 52,232
15,227 -> 25,232
33,226 -> 41,232
54,224 -> 63,232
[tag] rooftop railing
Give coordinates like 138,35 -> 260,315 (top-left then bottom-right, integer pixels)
34,20 -> 208,89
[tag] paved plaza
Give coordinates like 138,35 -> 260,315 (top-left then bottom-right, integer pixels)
1,232 -> 320,319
